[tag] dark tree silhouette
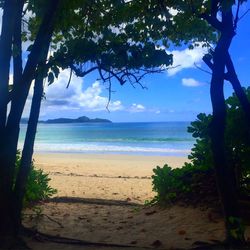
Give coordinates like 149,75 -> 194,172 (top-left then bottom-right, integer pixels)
0,1 -> 172,247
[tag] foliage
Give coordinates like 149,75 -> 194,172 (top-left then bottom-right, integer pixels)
225,88 -> 250,194
23,0 -> 174,87
187,112 -> 213,169
228,216 -> 246,241
151,163 -> 213,204
152,88 -> 250,204
14,152 -> 57,206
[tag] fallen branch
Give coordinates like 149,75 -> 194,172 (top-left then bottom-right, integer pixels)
21,226 -> 165,249
23,213 -> 64,228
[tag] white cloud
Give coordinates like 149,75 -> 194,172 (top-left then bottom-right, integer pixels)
0,9 -> 2,31
23,69 -> 165,118
167,45 -> 208,76
182,78 -> 204,87
40,69 -> 123,114
130,103 -> 145,113
168,8 -> 178,16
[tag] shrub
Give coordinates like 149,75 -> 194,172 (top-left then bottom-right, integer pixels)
15,151 -> 57,206
152,88 -> 250,204
151,163 -> 214,204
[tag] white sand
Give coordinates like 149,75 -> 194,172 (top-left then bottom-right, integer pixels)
34,153 -> 188,203
24,153 -> 249,249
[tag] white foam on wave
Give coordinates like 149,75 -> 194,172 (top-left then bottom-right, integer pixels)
20,143 -> 191,154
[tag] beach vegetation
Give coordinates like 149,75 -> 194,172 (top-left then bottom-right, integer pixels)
14,151 -> 57,207
152,88 -> 250,205
0,0 -> 249,247
134,0 -> 249,244
151,163 -> 214,205
0,1 -> 173,246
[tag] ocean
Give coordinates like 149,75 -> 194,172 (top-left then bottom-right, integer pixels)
19,122 -> 195,156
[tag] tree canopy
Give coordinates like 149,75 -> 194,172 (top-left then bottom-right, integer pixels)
0,0 -> 249,248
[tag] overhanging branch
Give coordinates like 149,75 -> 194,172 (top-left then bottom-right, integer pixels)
200,13 -> 223,31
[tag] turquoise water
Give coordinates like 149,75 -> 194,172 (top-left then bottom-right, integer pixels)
19,122 -> 195,156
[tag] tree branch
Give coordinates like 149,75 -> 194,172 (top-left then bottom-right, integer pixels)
234,0 -> 241,30
202,52 -> 250,123
200,13 -> 223,31
70,64 -> 98,78
194,62 -> 212,75
239,8 -> 250,22
202,54 -> 230,81
66,68 -> 73,88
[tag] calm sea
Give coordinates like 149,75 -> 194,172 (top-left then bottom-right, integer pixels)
19,122 -> 195,156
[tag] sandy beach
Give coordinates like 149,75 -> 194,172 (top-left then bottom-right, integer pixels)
33,153 -> 187,203
23,153 -> 249,249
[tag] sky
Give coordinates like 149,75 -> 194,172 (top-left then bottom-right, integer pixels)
5,2 -> 250,122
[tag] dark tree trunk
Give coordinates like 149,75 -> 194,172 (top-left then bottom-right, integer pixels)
13,49 -> 49,232
0,0 -> 18,190
13,0 -> 24,88
210,9 -> 245,244
1,0 -> 60,193
0,1 -> 60,247
225,52 -> 250,124
0,1 -> 20,245
225,52 -> 250,192
0,0 -> 17,131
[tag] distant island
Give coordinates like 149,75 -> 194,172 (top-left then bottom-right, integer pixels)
21,116 -> 112,124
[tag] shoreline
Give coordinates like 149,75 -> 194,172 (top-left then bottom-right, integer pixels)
34,152 -> 188,161
32,150 -> 190,157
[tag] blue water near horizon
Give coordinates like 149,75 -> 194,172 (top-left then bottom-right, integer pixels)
18,122 -> 195,156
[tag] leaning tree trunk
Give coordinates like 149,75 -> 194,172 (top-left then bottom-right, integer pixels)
225,52 -> 250,191
210,8 -> 245,245
13,47 -> 50,232
3,0 -> 60,193
225,52 -> 250,124
0,1 -> 21,247
13,0 -> 24,88
203,50 -> 250,192
0,1 -> 60,247
203,52 -> 250,123
0,0 -> 17,132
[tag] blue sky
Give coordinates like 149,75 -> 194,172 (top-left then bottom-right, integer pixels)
21,2 -> 250,122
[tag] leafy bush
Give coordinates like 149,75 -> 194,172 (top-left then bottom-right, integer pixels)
15,151 -> 57,206
152,163 -> 214,204
152,88 -> 250,204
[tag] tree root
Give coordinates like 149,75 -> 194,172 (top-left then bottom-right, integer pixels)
21,226 -> 164,249
191,240 -> 250,250
23,213 -> 64,228
47,196 -> 141,207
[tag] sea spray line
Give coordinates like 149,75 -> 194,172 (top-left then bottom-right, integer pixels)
18,142 -> 191,155
18,122 -> 194,156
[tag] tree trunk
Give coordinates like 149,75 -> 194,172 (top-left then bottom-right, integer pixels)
0,0 -> 18,191
13,0 -> 24,88
225,52 -> 250,124
1,0 -> 60,195
13,50 -> 49,232
0,1 -> 20,245
0,1 -> 60,246
0,0 -> 17,131
210,8 -> 245,245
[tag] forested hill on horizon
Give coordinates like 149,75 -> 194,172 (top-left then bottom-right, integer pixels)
21,116 -> 112,124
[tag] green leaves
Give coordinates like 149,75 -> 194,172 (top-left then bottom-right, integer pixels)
14,152 -> 57,207
151,88 -> 250,205
25,167 -> 57,204
47,72 -> 54,85
152,163 -> 192,204
228,216 -> 245,242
